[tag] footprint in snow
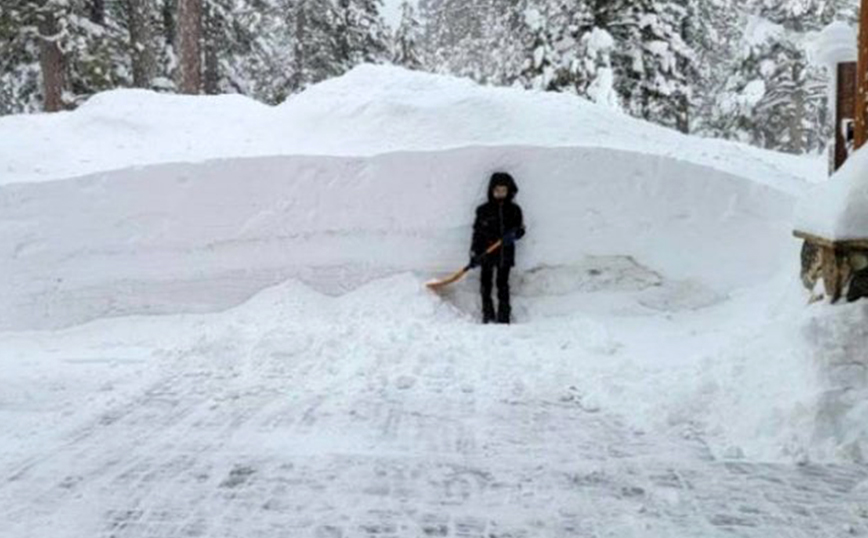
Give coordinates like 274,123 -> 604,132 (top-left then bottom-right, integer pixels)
395,375 -> 417,390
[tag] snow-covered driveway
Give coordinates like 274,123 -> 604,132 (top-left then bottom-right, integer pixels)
3,276 -> 867,538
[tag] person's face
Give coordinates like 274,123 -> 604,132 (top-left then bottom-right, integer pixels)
493,185 -> 509,200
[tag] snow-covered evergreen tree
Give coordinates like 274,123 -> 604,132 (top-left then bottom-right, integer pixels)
578,26 -> 618,108
520,6 -> 559,90
712,0 -> 839,153
199,0 -> 286,99
332,0 -> 390,71
284,0 -> 388,92
420,0 -> 525,85
0,0 -> 131,112
285,0 -> 339,91
0,1 -> 42,114
689,0 -> 746,137
392,0 -> 423,69
613,0 -> 696,133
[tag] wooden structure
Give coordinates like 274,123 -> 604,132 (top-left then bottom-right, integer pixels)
795,231 -> 868,303
795,2 -> 868,303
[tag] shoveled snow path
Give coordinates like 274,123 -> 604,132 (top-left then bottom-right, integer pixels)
2,276 -> 868,537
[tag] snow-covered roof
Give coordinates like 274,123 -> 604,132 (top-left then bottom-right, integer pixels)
795,146 -> 868,241
815,21 -> 857,66
0,64 -> 820,190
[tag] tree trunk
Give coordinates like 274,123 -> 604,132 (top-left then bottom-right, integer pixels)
791,64 -> 805,154
292,0 -> 306,91
38,6 -> 66,112
676,93 -> 690,134
162,0 -> 176,48
202,2 -> 220,94
176,0 -> 202,94
127,0 -> 155,88
90,0 -> 106,24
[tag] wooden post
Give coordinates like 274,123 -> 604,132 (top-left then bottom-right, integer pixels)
821,246 -> 843,302
836,62 -> 857,171
855,0 -> 868,149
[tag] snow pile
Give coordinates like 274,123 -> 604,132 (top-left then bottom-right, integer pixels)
1,264 -> 858,469
0,64 -> 821,189
2,65 -> 863,468
814,21 -> 857,66
680,280 -> 868,464
10,274 -> 868,537
801,300 -> 868,462
0,146 -> 796,331
795,146 -> 868,240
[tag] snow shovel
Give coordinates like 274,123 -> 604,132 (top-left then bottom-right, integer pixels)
426,239 -> 503,290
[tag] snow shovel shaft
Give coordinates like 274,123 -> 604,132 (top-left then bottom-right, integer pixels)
426,239 -> 504,290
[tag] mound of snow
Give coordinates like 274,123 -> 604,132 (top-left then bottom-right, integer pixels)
795,146 -> 868,240
1,261 -> 856,465
0,147 -> 796,331
0,65 -> 821,189
2,65 -> 850,467
801,300 -> 868,462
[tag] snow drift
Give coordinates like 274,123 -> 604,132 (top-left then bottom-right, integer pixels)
0,64 -> 821,189
0,146 -> 795,331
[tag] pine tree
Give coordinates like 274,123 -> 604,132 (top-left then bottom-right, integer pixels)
578,25 -> 618,108
392,0 -> 422,69
333,0 -> 389,71
711,0 -> 839,153
612,0 -> 696,133
1,1 -> 42,114
421,0 -> 524,85
124,0 -> 158,88
286,0 -> 334,91
688,0 -> 745,138
519,5 -> 559,90
0,0 -> 131,112
198,0 -> 286,99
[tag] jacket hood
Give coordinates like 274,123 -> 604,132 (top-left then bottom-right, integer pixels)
488,172 -> 519,202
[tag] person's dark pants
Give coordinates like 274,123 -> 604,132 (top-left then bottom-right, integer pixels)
480,262 -> 511,323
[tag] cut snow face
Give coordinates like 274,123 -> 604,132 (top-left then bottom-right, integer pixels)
0,146 -> 795,331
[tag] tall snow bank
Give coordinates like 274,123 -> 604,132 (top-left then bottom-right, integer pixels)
0,147 -> 795,331
0,65 -> 820,190
795,146 -> 868,240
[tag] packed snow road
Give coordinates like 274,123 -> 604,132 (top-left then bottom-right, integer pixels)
3,275 -> 868,538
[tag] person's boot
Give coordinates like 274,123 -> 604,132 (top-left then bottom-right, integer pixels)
482,298 -> 496,324
496,302 -> 511,324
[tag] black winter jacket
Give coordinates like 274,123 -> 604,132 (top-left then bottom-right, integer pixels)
472,175 -> 525,267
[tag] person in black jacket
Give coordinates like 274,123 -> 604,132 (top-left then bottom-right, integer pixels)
470,172 -> 526,324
